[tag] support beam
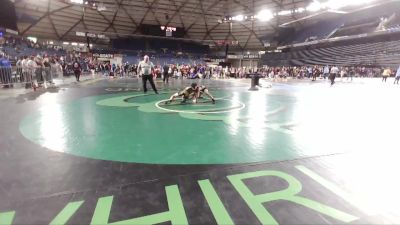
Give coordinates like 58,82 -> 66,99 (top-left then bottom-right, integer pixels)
165,0 -> 190,28
60,19 -> 82,40
133,0 -> 161,34
102,0 -> 124,35
184,0 -> 223,35
46,0 -> 60,39
238,22 -> 265,48
21,5 -> 74,35
143,0 -> 162,25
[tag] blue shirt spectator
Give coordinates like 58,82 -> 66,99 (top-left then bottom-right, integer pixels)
1,58 -> 11,68
0,57 -> 3,67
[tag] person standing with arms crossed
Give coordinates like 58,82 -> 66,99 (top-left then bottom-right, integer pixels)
138,55 -> 158,94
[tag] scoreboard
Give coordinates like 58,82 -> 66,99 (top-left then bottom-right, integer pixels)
140,24 -> 184,38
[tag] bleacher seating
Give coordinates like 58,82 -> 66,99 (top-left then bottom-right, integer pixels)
1,44 -> 65,59
290,20 -> 343,44
331,17 -> 380,38
112,38 -> 147,51
122,52 -> 205,65
112,37 -> 208,65
262,39 -> 400,67
112,37 -> 209,54
385,13 -> 400,31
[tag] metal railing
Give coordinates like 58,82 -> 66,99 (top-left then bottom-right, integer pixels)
0,65 -> 70,89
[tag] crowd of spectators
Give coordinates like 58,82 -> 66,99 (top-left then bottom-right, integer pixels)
2,35 -> 400,89
256,65 -> 395,79
97,63 -> 258,80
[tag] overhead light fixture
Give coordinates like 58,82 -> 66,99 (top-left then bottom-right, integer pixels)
278,10 -> 292,16
296,7 -> 305,13
62,42 -> 70,45
302,0 -> 376,13
306,1 -> 322,12
256,9 -> 274,22
97,3 -> 107,11
70,0 -> 84,4
233,15 -> 244,21
71,42 -> 78,46
325,0 -> 348,9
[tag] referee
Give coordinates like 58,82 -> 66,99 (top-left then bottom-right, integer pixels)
138,55 -> 158,94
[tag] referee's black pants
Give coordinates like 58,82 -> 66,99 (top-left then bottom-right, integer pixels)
330,73 -> 337,85
163,73 -> 169,83
142,75 -> 158,94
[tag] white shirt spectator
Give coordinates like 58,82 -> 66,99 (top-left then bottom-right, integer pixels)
21,59 -> 28,72
331,66 -> 339,74
27,59 -> 37,70
324,66 -> 330,74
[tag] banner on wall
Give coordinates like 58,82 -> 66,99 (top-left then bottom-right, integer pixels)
92,53 -> 114,59
204,58 -> 225,63
227,54 -> 260,59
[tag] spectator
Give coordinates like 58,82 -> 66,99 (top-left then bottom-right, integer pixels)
382,67 -> 391,82
72,59 -> 81,82
27,56 -> 38,90
43,56 -> 54,84
394,66 -> 400,85
323,65 -> 330,79
163,64 -> 170,83
330,65 -> 339,86
0,54 -> 12,88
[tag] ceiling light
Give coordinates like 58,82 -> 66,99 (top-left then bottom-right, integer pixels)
325,0 -> 347,9
296,7 -> 305,13
233,15 -> 244,21
325,0 -> 375,10
306,1 -> 322,12
278,10 -> 292,16
70,0 -> 84,4
256,9 -> 274,22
